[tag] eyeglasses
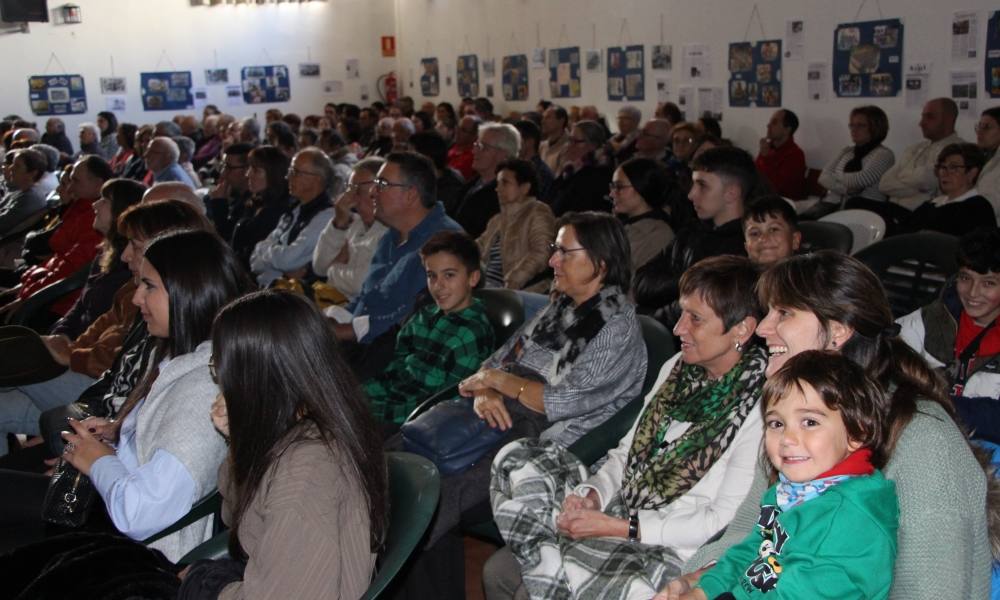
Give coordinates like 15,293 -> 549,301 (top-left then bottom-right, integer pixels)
287,167 -> 323,178
373,176 -> 413,191
934,163 -> 970,174
609,182 -> 633,193
473,140 -> 504,152
549,243 -> 588,258
673,136 -> 695,145
208,358 -> 218,383
975,122 -> 997,133
346,180 -> 376,193
221,162 -> 248,171
568,137 -> 589,145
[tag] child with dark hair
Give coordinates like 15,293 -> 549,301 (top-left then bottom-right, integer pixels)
741,195 -> 801,266
363,230 -> 494,429
898,227 -> 1000,442
665,350 -> 898,600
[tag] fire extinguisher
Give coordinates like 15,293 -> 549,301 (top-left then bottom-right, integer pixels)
378,71 -> 398,104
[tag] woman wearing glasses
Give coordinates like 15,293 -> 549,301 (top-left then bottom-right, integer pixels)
902,143 -> 993,236
610,158 -> 675,273
403,211 -> 646,597
975,107 -> 1000,221
815,105 -> 896,214
311,157 -> 389,301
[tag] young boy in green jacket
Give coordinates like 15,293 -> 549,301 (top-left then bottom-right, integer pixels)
664,350 -> 899,599
364,230 -> 494,428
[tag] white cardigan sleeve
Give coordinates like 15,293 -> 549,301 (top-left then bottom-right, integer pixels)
574,351 -> 764,554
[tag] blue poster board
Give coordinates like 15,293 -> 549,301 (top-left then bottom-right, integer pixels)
28,74 -> 87,116
502,54 -> 528,101
548,46 -> 581,98
421,58 -> 440,97
140,71 -> 193,111
241,65 -> 290,104
987,11 -> 1000,98
457,54 -> 479,97
728,39 -> 782,107
607,45 -> 644,101
832,18 -> 903,98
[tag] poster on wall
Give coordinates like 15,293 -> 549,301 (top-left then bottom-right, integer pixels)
607,45 -> 644,101
457,54 -> 479,97
140,71 -> 193,111
241,65 -> 290,104
28,74 -> 87,116
652,45 -> 672,70
298,63 -> 320,78
502,54 -> 528,101
548,46 -> 581,98
205,69 -> 228,85
728,39 -> 782,107
987,12 -> 1000,98
832,18 -> 903,98
99,77 -> 126,94
420,58 -> 440,96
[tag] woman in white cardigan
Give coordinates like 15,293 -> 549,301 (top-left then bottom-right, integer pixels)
817,105 -> 896,209
57,230 -> 254,561
976,106 -> 1000,222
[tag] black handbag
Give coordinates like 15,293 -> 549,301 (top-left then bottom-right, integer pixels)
41,458 -> 96,527
400,398 -> 507,476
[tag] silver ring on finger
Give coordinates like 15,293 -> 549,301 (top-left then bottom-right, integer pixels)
64,442 -> 75,454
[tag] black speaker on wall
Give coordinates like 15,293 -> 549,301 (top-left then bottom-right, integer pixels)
1,0 -> 49,22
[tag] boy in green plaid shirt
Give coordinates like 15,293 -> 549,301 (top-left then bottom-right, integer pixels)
364,231 -> 495,425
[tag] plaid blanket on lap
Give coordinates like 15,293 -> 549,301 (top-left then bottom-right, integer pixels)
491,439 -> 683,600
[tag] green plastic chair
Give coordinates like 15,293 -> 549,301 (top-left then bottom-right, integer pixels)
177,453 -> 441,600
144,489 -> 222,546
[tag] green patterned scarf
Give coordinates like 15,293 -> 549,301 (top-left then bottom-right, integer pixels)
620,344 -> 768,512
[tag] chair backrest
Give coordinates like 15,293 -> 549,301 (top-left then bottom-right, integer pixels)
362,452 -> 441,600
797,221 -> 853,255
144,490 -> 223,545
819,209 -> 885,254
854,231 -> 960,318
9,260 -> 94,330
567,315 -> 675,468
474,288 -> 525,348
805,167 -> 826,198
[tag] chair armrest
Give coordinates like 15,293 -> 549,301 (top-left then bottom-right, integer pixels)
176,530 -> 231,565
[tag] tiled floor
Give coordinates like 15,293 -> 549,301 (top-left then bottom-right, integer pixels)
464,536 -> 500,600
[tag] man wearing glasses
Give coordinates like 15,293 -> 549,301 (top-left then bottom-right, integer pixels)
329,152 -> 462,372
249,148 -> 336,287
879,98 -> 966,211
452,123 -> 521,238
204,143 -> 252,241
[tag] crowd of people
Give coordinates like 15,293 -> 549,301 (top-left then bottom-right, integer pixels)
0,91 -> 997,599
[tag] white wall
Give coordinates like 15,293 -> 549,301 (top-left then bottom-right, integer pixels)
3,0 -> 997,169
0,0 -> 396,144
394,0 -> 1000,167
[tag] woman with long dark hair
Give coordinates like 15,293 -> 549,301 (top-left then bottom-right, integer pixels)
230,145 -> 291,266
50,231 -> 252,559
179,290 -> 388,597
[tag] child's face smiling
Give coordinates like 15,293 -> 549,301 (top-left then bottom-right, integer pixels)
764,382 -> 861,483
424,251 -> 479,314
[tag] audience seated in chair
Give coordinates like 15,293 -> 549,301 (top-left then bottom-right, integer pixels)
610,157 -> 675,273
548,120 -> 613,217
451,123 -> 520,238
903,143 -> 994,236
754,109 -> 807,200
975,106 -> 1000,221
364,231 -> 494,431
0,148 -> 49,238
229,145 -> 291,267
741,194 -> 802,267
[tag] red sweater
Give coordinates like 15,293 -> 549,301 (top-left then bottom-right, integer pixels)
447,145 -> 476,182
17,197 -> 103,315
755,138 -> 807,200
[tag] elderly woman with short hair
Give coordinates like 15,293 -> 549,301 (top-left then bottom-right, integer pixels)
487,255 -> 768,600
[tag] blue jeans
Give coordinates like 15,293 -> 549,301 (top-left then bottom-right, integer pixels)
0,370 -> 95,455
